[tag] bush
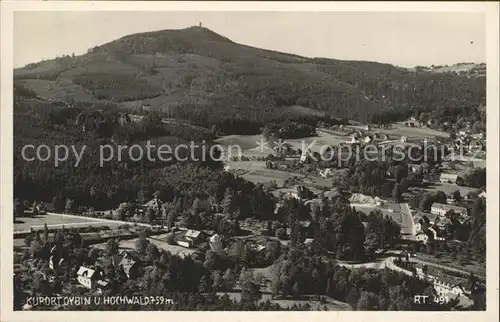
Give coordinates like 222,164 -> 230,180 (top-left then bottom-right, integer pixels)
275,228 -> 287,240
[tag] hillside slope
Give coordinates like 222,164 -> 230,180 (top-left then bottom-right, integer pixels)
14,26 -> 486,133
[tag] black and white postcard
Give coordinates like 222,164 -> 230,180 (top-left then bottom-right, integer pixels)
1,1 -> 499,321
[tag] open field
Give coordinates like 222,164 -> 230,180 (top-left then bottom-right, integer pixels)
13,213 -> 117,232
17,79 -> 97,102
217,132 -> 349,187
225,160 -> 303,187
214,134 -> 264,152
347,122 -> 449,139
242,169 -> 298,187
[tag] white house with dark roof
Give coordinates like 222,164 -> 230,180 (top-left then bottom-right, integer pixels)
76,266 -> 103,289
184,229 -> 204,246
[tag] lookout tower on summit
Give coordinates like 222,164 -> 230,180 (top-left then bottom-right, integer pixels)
199,22 -> 202,27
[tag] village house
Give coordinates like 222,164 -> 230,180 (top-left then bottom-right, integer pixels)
433,280 -> 464,298
439,173 -> 460,184
143,195 -> 162,213
119,113 -> 132,126
408,164 -> 422,174
478,191 -> 487,199
76,266 -> 106,290
431,203 -> 468,217
177,229 -> 205,248
363,135 -> 373,144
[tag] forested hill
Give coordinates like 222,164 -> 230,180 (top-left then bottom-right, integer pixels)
14,26 -> 485,134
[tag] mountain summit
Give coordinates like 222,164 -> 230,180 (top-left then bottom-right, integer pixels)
14,26 -> 485,128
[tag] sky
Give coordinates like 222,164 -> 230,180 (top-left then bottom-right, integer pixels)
13,11 -> 486,68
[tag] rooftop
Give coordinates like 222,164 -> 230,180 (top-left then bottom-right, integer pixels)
77,266 -> 96,278
185,229 -> 202,238
431,203 -> 468,213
